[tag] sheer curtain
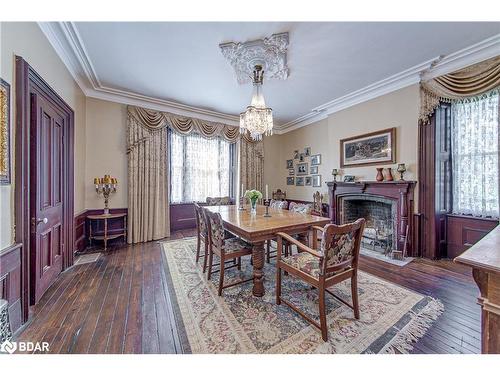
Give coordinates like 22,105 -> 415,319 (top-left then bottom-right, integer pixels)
170,131 -> 232,203
451,91 -> 499,218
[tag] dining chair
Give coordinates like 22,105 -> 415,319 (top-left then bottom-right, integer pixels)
266,199 -> 290,263
206,196 -> 233,205
204,209 -> 254,296
275,218 -> 365,341
194,203 -> 210,272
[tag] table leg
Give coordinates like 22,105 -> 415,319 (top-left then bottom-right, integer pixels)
252,241 -> 265,297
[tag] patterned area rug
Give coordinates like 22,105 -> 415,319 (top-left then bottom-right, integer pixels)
161,238 -> 443,354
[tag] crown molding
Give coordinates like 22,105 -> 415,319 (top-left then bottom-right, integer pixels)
276,33 -> 500,134
39,22 -> 500,134
38,22 -> 240,126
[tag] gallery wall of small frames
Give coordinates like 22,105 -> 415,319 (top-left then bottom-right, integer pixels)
286,147 -> 322,188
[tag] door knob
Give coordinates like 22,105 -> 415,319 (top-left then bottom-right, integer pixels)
37,217 -> 48,225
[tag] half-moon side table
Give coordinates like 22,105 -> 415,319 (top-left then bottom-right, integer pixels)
87,213 -> 127,251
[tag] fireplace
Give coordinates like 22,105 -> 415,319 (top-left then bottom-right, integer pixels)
327,181 -> 416,257
340,195 -> 397,255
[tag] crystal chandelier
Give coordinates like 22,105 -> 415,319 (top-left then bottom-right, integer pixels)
239,65 -> 273,140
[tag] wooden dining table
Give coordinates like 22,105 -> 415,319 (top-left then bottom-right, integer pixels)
205,204 -> 330,297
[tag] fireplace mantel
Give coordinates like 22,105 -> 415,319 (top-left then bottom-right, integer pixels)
327,180 -> 417,257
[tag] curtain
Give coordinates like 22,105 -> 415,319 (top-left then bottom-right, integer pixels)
419,56 -> 500,124
239,136 -> 264,195
127,112 -> 170,243
451,92 -> 500,218
170,131 -> 232,203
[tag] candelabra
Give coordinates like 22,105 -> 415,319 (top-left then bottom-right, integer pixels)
94,175 -> 117,215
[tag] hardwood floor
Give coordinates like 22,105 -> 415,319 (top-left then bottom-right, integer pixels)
16,229 -> 481,354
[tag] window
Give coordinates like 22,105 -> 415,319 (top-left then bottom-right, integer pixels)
169,131 -> 236,203
451,92 -> 499,218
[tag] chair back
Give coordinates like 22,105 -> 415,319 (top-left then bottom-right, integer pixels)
206,196 -> 232,205
204,209 -> 226,249
289,202 -> 313,214
319,218 -> 365,275
269,199 -> 289,209
272,189 -> 287,200
193,203 -> 208,237
312,191 -> 323,216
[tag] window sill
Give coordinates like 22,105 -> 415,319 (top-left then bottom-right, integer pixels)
446,213 -> 499,222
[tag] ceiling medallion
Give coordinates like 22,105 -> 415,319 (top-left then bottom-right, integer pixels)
219,32 -> 289,84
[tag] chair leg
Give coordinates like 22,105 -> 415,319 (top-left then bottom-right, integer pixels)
276,266 -> 282,305
202,240 -> 209,273
195,234 -> 201,263
237,256 -> 241,270
218,256 -> 225,296
266,240 -> 271,263
351,271 -> 360,319
207,247 -> 214,280
318,284 -> 328,342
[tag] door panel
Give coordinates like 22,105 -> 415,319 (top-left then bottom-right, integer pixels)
30,93 -> 64,304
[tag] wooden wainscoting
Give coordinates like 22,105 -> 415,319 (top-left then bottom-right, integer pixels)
0,243 -> 24,333
447,214 -> 499,259
170,203 -> 197,231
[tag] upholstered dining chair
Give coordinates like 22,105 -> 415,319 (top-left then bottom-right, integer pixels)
265,199 -> 290,263
204,210 -> 254,296
194,203 -> 210,272
206,196 -> 233,205
275,218 -> 365,341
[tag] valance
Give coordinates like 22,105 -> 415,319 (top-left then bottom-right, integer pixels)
127,105 -> 258,145
419,56 -> 500,124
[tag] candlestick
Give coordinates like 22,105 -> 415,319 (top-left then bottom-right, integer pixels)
263,199 -> 271,217
265,184 -> 269,200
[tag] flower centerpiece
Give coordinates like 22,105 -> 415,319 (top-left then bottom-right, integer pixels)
244,189 -> 262,214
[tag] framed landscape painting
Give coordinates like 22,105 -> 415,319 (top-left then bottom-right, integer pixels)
340,127 -> 396,167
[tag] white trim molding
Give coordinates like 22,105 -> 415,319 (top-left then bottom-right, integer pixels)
38,22 -> 500,133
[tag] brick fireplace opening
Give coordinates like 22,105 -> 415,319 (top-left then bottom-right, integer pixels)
340,195 -> 397,255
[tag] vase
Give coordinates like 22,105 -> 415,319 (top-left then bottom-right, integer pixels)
385,168 -> 394,181
250,198 -> 258,214
376,168 -> 384,182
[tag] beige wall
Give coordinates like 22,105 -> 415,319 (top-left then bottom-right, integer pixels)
84,98 -> 128,209
264,84 -> 420,204
0,22 -> 86,249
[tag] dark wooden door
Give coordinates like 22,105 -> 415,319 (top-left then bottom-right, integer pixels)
30,93 -> 65,304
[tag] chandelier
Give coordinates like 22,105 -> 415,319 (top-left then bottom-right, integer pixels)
239,65 -> 273,141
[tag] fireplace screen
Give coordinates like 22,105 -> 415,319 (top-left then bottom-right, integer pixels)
340,195 -> 397,254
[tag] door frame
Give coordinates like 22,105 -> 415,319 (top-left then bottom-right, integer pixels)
15,56 -> 74,318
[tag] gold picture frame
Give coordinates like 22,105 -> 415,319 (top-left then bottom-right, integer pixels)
340,127 -> 396,168
0,78 -> 11,184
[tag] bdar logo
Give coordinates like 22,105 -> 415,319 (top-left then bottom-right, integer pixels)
0,340 -> 17,354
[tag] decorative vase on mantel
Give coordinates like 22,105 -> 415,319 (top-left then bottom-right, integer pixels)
376,168 -> 384,182
385,168 -> 394,181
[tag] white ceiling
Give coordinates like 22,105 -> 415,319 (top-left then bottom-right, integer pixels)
57,22 -> 500,128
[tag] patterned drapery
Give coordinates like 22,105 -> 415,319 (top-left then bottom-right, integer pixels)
127,105 -> 263,241
127,112 -> 170,243
419,56 -> 500,124
451,92 -> 499,218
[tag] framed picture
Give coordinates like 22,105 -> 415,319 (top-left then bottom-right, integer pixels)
343,175 -> 355,182
286,159 -> 293,169
312,175 -> 322,187
288,168 -> 295,175
0,78 -> 11,184
310,166 -> 318,174
296,177 -> 304,186
293,150 -> 299,159
304,147 -> 311,156
296,162 -> 308,176
340,127 -> 396,167
310,154 -> 321,165
286,177 -> 295,185
305,176 -> 312,186
299,153 -> 305,162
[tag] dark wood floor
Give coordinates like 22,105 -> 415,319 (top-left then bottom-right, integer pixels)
17,229 -> 481,354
